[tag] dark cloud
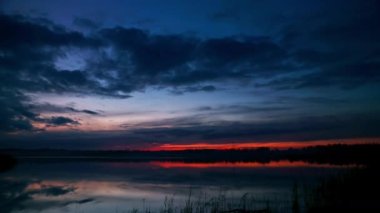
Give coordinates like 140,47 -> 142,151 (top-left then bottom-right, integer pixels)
42,116 -> 80,127
194,104 -> 292,114
312,1 -> 380,46
170,85 -> 217,95
199,37 -> 285,66
76,109 -> 99,115
32,103 -> 100,115
73,17 -> 100,29
98,27 -> 293,88
0,13 -> 102,95
270,0 -> 380,90
0,89 -> 81,132
91,3 -> 380,92
0,14 -> 104,132
271,96 -> 348,105
102,29 -> 197,75
0,14 -> 100,49
0,89 -> 37,132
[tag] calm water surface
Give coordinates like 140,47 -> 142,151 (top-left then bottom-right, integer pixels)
0,160 -> 355,213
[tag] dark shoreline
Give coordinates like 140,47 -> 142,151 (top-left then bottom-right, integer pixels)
2,143 -> 379,166
0,153 -> 17,172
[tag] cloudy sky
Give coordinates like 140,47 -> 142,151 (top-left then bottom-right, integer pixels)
1,0 -> 379,150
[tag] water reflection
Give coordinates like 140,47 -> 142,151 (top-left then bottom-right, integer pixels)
150,160 -> 358,169
0,160 -> 355,213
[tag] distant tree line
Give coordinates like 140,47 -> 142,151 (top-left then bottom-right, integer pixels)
2,143 -> 379,166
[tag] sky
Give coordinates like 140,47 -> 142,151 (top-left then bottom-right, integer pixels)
0,0 -> 380,150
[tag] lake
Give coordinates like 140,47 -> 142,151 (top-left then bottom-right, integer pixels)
0,159 -> 356,213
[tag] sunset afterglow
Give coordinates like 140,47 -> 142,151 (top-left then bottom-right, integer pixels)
146,138 -> 379,151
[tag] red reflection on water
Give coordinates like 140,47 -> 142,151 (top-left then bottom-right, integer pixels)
150,160 -> 355,169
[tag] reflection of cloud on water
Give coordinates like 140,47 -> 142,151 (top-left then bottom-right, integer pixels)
0,179 -> 94,213
0,160 -> 353,212
150,160 -> 356,169
25,182 -> 76,196
0,177 -> 282,212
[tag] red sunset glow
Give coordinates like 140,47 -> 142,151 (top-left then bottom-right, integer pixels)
146,138 -> 379,151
